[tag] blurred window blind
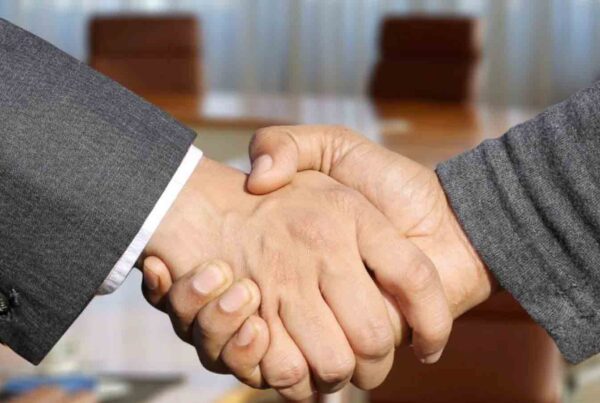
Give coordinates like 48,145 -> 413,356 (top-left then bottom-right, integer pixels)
1,0 -> 599,107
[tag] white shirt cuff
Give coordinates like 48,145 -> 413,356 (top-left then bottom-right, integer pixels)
97,145 -> 203,295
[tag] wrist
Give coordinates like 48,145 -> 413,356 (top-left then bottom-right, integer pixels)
446,203 -> 500,315
186,158 -> 258,214
145,158 -> 256,280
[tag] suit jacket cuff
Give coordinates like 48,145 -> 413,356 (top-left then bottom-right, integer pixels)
97,145 -> 203,295
0,19 -> 200,364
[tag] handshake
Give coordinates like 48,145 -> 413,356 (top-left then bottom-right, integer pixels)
140,125 -> 498,400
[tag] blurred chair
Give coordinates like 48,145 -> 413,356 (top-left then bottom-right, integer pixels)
370,293 -> 563,403
369,15 -> 482,102
89,15 -> 201,95
370,20 -> 563,400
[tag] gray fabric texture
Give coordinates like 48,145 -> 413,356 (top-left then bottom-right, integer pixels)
437,81 -> 600,364
0,19 -> 196,364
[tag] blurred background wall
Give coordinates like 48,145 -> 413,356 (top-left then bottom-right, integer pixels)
1,0 -> 600,107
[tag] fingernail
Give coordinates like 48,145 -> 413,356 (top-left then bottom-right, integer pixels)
251,154 -> 273,176
421,349 -> 444,364
192,264 -> 225,295
235,320 -> 256,347
143,269 -> 159,291
219,282 -> 250,313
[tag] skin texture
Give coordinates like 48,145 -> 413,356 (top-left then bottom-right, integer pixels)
143,261 -> 401,396
143,257 -> 270,388
245,125 -> 499,319
143,157 -> 453,400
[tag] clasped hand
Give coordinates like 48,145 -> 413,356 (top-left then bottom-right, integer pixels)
141,126 -> 497,400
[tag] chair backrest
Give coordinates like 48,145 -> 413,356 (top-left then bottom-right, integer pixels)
89,15 -> 201,95
369,15 -> 482,102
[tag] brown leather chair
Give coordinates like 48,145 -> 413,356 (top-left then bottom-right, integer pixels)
89,15 -> 201,95
370,293 -> 563,403
370,16 -> 482,102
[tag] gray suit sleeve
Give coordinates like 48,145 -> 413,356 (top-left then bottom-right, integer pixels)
0,19 -> 196,363
436,81 -> 600,363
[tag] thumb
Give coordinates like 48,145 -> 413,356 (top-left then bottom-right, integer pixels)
247,125 -> 363,195
247,127 -> 301,194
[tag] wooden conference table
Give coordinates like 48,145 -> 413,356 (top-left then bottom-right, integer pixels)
144,91 -> 561,403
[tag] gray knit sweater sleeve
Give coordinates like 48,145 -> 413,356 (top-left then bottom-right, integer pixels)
436,82 -> 600,364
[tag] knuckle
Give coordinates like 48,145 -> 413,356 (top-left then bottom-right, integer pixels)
355,320 -> 395,360
330,124 -> 354,137
403,261 -> 437,295
222,350 -> 250,373
193,329 -> 225,367
195,310 -> 219,338
328,125 -> 361,150
422,316 -> 453,348
266,355 -> 308,388
315,355 -> 355,385
252,126 -> 283,146
252,127 -> 272,141
167,289 -> 186,320
235,366 -> 263,387
167,312 -> 191,343
279,386 -> 314,402
250,130 -> 268,153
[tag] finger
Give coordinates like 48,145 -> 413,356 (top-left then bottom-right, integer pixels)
379,286 -> 409,348
167,260 -> 233,342
248,125 -> 425,232
260,316 -> 314,400
278,288 -> 356,394
357,210 -> 453,364
142,256 -> 173,312
221,315 -> 270,388
247,125 -> 364,194
247,127 -> 299,194
192,279 -> 261,372
8,387 -> 67,403
319,258 -> 395,390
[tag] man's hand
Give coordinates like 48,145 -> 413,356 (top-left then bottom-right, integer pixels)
247,125 -> 499,320
142,157 -> 452,400
142,258 -> 271,388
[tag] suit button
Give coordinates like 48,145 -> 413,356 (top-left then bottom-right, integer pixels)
0,293 -> 9,314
